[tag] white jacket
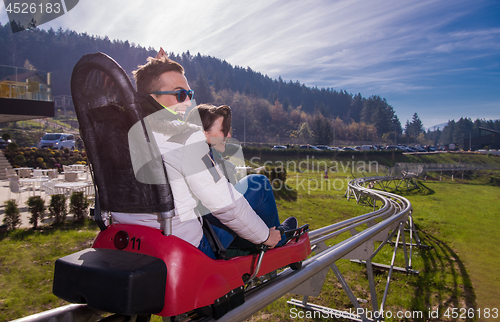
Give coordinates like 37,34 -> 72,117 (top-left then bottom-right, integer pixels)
112,122 -> 269,247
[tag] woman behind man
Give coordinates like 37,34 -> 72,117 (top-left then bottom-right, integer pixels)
186,104 -> 297,257
115,51 -> 289,260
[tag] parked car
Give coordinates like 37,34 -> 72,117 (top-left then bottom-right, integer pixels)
315,145 -> 332,150
361,145 -> 374,151
0,138 -> 8,149
341,147 -> 357,151
39,133 -> 76,150
396,145 -> 409,151
385,145 -> 398,150
271,145 -> 287,151
299,145 -> 321,150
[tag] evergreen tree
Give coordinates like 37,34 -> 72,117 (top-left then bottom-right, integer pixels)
309,116 -> 333,145
440,120 -> 455,145
361,95 -> 400,138
192,72 -> 214,104
345,93 -> 363,123
3,199 -> 21,230
0,22 -> 414,142
452,117 -> 473,145
404,113 -> 424,142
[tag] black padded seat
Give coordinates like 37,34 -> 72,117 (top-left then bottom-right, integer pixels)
71,52 -> 175,215
53,248 -> 167,315
53,53 -> 175,314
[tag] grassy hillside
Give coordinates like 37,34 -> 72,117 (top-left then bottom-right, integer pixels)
241,169 -> 500,321
1,154 -> 499,321
409,182 -> 500,315
243,149 -> 500,168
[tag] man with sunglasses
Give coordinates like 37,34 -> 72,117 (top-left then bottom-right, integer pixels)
133,49 -> 194,119
111,49 -> 288,259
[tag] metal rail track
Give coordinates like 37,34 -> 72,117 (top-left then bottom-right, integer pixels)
14,175 -> 419,322
213,176 -> 416,322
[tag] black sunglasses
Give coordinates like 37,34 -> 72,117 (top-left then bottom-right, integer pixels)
150,89 -> 194,103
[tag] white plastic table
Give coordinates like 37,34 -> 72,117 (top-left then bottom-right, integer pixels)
32,169 -> 53,177
54,182 -> 92,196
19,178 -> 49,197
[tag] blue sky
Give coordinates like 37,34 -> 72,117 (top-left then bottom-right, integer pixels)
1,0 -> 499,129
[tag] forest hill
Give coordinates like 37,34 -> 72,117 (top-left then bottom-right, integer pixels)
1,23 -> 498,146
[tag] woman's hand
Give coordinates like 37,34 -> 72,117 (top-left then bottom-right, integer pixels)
263,227 -> 281,248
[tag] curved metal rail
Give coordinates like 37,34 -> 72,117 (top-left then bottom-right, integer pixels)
15,176 -> 418,322
214,176 -> 415,322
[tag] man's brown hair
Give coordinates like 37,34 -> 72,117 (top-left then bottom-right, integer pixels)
133,56 -> 184,94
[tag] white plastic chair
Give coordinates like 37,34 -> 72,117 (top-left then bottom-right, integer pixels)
18,168 -> 32,178
43,179 -> 64,201
47,169 -> 59,179
5,168 -> 17,179
71,164 -> 86,171
77,171 -> 87,181
64,172 -> 78,182
8,177 -> 28,203
84,184 -> 96,205
33,169 -> 45,178
84,184 -> 95,196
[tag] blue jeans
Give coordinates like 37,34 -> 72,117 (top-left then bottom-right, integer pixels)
198,174 -> 285,258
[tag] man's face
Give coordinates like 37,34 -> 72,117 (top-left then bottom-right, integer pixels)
152,71 -> 192,116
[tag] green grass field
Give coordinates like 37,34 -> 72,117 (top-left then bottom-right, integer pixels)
244,156 -> 500,322
1,155 -> 499,321
409,182 -> 500,316
0,221 -> 99,321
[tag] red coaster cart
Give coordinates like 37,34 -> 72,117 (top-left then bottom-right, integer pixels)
52,53 -> 311,320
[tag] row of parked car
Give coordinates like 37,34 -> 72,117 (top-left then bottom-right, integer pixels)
384,145 -> 436,152
271,144 -> 436,152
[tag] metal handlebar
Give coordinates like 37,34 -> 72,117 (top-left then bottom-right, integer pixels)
244,225 -> 309,284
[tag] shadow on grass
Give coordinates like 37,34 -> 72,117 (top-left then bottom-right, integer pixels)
273,183 -> 298,201
488,176 -> 500,187
375,180 -> 435,197
411,229 -> 476,321
0,219 -> 98,242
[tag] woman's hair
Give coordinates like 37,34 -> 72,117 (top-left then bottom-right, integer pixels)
186,104 -> 232,137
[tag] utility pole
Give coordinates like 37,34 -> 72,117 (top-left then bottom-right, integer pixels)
332,118 -> 336,147
467,130 -> 472,151
244,103 -> 246,146
395,123 -> 397,145
234,99 -> 245,145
